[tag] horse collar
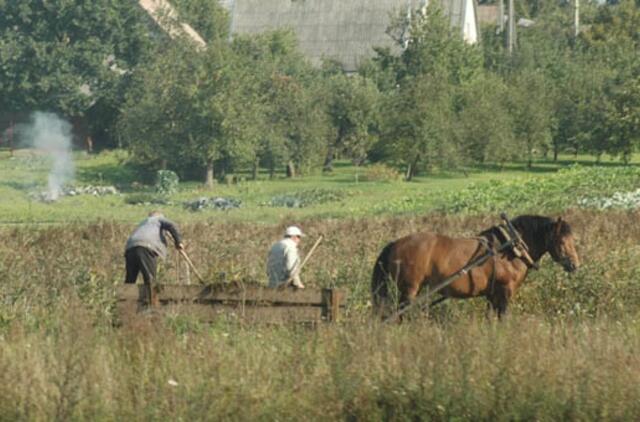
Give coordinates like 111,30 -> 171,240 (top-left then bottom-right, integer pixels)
495,225 -> 538,270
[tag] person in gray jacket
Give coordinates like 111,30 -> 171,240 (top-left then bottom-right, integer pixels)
124,211 -> 183,285
266,225 -> 305,289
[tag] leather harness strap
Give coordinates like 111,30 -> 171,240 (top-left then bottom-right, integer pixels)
495,224 -> 537,269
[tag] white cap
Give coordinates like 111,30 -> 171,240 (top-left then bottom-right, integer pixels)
284,226 -> 305,237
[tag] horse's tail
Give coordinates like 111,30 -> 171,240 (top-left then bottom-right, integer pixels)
371,241 -> 396,318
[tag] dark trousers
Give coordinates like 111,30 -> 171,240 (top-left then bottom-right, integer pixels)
124,247 -> 158,285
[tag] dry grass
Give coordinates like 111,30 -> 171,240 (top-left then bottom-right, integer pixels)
1,209 -> 640,419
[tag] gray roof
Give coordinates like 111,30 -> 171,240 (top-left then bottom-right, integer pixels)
224,0 -> 477,72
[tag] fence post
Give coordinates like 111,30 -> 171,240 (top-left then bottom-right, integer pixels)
322,288 -> 342,322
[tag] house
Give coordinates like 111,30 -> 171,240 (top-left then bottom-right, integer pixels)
223,0 -> 480,73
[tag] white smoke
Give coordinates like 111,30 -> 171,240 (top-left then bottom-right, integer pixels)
21,112 -> 75,201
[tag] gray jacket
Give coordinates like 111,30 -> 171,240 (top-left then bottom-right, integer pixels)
125,216 -> 182,259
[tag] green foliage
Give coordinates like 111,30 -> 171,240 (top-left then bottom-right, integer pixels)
170,0 -> 230,42
3,0 -> 640,179
436,165 -> 640,214
361,163 -> 402,182
265,188 -> 347,208
455,73 -> 516,164
155,170 -> 180,195
0,0 -> 150,115
322,72 -> 381,170
388,4 -> 483,84
381,72 -> 459,179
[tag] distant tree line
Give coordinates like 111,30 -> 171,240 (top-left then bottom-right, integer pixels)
1,0 -> 639,182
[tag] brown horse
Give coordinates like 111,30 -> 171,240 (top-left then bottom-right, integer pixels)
371,215 -> 580,319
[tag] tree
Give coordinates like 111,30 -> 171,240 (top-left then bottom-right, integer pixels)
455,73 -> 516,167
322,73 -> 381,172
373,4 -> 481,179
118,40 -> 204,174
170,0 -> 230,43
234,30 -> 329,178
507,70 -> 553,168
0,0 -> 150,119
381,72 -> 458,180
387,4 -> 483,85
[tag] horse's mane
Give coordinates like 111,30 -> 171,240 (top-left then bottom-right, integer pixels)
511,215 -> 572,237
479,215 -> 572,261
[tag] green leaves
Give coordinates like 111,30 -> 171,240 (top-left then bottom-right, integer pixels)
0,0 -> 150,115
436,166 -> 640,214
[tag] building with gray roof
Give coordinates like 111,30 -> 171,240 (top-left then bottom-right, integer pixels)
223,0 -> 479,72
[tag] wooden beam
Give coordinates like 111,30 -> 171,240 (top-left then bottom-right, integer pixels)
138,0 -> 206,48
126,284 -> 326,305
116,284 -> 347,324
161,303 -> 324,323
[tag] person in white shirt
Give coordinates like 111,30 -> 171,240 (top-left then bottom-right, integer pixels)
267,226 -> 305,289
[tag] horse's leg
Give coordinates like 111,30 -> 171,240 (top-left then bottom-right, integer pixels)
397,284 -> 420,322
486,284 -> 509,319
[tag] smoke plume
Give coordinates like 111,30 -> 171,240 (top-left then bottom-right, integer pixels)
21,112 -> 75,201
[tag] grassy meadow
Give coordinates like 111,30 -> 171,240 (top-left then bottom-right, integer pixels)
2,149 -> 640,420
2,148 -> 638,224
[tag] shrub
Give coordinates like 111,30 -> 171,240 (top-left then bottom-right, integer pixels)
155,170 -> 179,195
361,163 -> 402,182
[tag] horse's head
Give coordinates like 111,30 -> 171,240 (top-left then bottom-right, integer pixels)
546,217 -> 580,273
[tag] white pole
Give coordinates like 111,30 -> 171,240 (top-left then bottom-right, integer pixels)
574,0 -> 580,37
508,0 -> 515,54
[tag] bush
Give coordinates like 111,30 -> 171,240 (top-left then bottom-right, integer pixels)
155,170 -> 179,195
361,163 -> 402,182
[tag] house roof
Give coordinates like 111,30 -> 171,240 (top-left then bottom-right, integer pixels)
224,0 -> 477,72
139,0 -> 207,47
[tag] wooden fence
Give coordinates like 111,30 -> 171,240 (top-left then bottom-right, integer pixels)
116,283 -> 347,324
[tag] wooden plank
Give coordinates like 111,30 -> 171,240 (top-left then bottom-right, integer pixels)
117,284 -> 158,306
149,284 -> 324,305
117,284 -> 145,301
160,303 -> 324,323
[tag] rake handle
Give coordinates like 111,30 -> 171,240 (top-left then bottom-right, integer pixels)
179,249 -> 204,284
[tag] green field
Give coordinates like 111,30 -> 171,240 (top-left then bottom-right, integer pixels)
1,148 -> 638,224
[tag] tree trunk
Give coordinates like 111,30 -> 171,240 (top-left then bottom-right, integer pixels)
405,155 -> 419,181
8,119 -> 14,157
553,144 -> 558,162
205,160 -> 214,188
286,161 -> 296,178
269,162 -> 275,179
323,146 -> 335,173
252,158 -> 259,180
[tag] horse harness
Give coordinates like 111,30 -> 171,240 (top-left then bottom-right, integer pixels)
387,215 -> 539,322
478,221 -> 539,300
